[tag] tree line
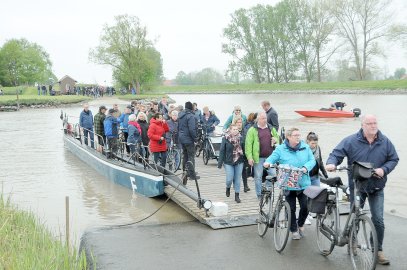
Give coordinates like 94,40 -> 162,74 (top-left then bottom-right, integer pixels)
222,0 -> 406,83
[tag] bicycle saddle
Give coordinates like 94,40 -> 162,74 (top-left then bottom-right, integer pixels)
321,177 -> 343,187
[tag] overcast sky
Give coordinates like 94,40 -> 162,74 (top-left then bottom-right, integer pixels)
1,0 -> 406,84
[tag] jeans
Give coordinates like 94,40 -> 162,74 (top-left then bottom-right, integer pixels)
359,189 -> 385,251
153,151 -> 167,168
224,163 -> 243,193
123,132 -> 130,154
310,175 -> 320,186
286,190 -> 309,232
83,128 -> 94,148
182,143 -> 196,177
107,137 -> 118,158
253,158 -> 275,197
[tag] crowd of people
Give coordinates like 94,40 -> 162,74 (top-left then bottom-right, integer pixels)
77,97 -> 399,265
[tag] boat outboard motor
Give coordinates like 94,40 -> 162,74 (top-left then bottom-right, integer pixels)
353,108 -> 361,117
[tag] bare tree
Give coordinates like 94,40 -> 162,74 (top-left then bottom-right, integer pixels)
332,0 -> 394,80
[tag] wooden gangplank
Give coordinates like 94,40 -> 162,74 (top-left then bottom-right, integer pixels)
164,158 -> 260,229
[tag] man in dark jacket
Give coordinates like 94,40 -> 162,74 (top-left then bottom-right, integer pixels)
261,100 -> 279,131
326,114 -> 399,265
178,101 -> 197,184
94,105 -> 107,152
79,103 -> 94,148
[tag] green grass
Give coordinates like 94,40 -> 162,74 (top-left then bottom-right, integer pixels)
150,79 -> 407,93
2,86 -> 61,95
0,194 -> 91,269
0,95 -> 91,106
117,94 -> 169,101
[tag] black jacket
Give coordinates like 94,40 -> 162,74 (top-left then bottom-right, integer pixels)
137,120 -> 150,146
178,109 -> 197,144
266,107 -> 279,131
309,146 -> 328,178
218,136 -> 244,167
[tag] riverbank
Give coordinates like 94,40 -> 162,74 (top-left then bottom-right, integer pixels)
0,194 -> 90,269
151,79 -> 407,94
0,95 -> 91,110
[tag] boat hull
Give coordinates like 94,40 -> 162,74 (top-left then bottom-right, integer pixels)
295,110 -> 355,118
64,135 -> 164,197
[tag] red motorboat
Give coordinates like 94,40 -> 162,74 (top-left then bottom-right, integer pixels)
295,108 -> 361,118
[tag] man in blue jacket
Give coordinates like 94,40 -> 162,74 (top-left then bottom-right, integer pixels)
104,109 -> 119,158
79,103 -> 94,148
326,114 -> 399,265
178,101 -> 197,184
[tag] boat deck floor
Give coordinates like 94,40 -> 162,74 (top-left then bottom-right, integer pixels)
164,158 -> 350,229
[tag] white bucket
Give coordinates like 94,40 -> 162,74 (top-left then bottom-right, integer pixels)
209,202 -> 228,217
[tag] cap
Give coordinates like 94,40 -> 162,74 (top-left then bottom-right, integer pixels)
108,108 -> 115,114
126,105 -> 132,109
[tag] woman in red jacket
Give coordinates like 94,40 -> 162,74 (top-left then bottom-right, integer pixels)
148,112 -> 170,167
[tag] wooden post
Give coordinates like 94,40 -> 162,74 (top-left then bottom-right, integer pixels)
65,196 -> 70,251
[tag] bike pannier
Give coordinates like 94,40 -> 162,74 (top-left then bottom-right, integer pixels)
307,189 -> 328,214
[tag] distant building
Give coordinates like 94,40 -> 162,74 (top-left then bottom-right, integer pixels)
162,80 -> 176,86
58,75 -> 77,94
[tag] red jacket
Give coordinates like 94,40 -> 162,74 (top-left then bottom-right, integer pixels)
148,118 -> 169,152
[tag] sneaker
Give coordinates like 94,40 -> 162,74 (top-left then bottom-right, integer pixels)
377,251 -> 390,265
305,217 -> 312,225
292,231 -> 301,240
307,214 -> 314,220
298,227 -> 305,237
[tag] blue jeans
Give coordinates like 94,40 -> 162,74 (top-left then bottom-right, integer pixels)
83,128 -> 94,148
310,175 -> 320,186
253,158 -> 276,197
224,163 -> 243,193
153,151 -> 167,168
360,189 -> 385,251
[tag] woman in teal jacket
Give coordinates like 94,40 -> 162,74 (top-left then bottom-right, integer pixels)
264,127 -> 315,240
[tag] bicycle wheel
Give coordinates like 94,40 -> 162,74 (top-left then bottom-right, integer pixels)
203,148 -> 209,165
257,192 -> 273,237
349,215 -> 378,270
273,201 -> 291,253
316,205 -> 336,256
173,148 -> 181,171
167,151 -> 175,172
195,143 -> 202,157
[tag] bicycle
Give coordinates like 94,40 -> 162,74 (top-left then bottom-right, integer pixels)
257,165 -> 303,253
166,139 -> 181,173
195,123 -> 205,157
313,161 -> 378,270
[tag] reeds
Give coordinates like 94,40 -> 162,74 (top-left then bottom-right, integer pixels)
0,194 -> 91,269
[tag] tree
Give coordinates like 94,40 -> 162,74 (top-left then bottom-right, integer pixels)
0,39 -> 54,86
222,8 -> 265,83
394,67 -> 406,79
89,15 -> 162,94
331,0 -> 395,80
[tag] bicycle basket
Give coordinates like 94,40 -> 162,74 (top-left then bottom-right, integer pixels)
276,165 -> 303,190
352,161 -> 374,181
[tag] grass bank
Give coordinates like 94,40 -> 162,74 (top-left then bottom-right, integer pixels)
117,94 -> 169,101
0,194 -> 91,269
151,79 -> 407,93
0,95 -> 91,107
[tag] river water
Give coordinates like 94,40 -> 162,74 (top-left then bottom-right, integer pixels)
0,94 -> 406,245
